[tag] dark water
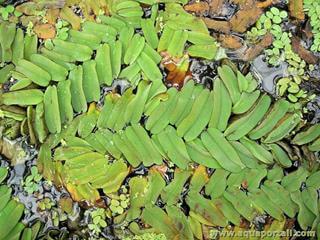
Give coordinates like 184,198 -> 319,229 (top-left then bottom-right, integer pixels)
190,58 -> 218,89
251,55 -> 288,95
0,137 -> 86,238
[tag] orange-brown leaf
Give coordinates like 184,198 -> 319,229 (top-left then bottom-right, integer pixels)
46,9 -> 60,25
289,0 -> 305,21
34,24 -> 56,39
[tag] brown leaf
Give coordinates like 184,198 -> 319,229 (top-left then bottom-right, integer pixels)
58,197 -> 73,214
184,0 -> 225,16
0,138 -> 26,165
239,218 -> 250,228
163,60 -> 192,89
34,24 -> 56,39
257,0 -> 280,8
289,0 -> 305,21
230,7 -> 263,33
218,34 -> 243,49
16,2 -> 41,15
202,0 -> 273,34
301,145 -> 317,170
241,33 -> 273,61
292,37 -> 318,64
303,21 -> 314,40
20,15 -> 41,27
209,0 -> 224,15
202,17 -> 231,33
230,0 -> 253,4
150,165 -> 168,177
284,218 -> 296,230
46,9 -> 60,25
184,2 -> 209,14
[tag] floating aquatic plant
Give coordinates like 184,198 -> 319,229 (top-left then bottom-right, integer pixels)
87,208 -> 108,235
0,167 -> 41,239
0,0 -> 319,239
38,197 -> 54,211
22,166 -> 42,194
0,5 -> 22,21
32,65 -> 320,238
246,6 -> 312,102
55,19 -> 69,40
124,233 -> 167,240
304,0 -> 320,52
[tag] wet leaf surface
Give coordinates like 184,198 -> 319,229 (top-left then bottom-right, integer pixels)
292,36 -> 318,64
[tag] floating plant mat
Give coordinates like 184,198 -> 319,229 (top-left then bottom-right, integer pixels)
0,0 -> 320,239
